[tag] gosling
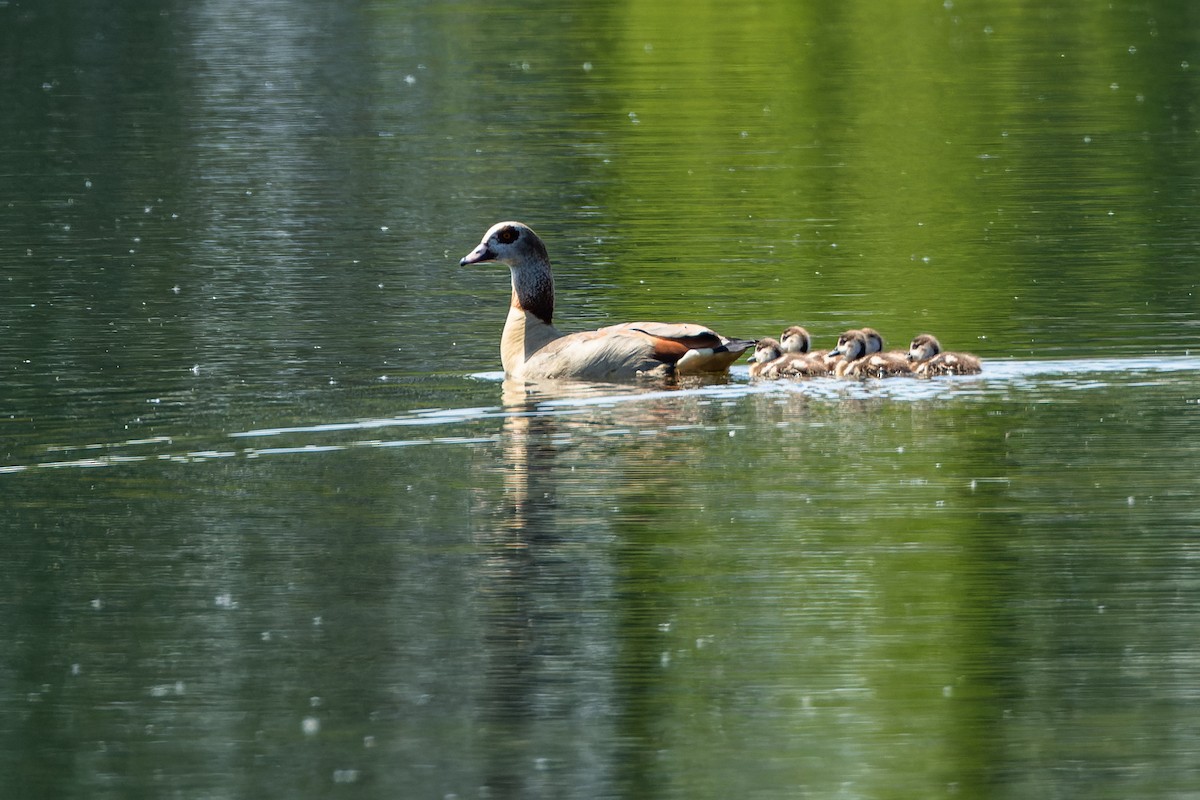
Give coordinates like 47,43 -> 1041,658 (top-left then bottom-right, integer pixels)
906,334 -> 982,376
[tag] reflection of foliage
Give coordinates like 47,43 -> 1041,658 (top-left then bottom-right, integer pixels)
455,1 -> 1200,359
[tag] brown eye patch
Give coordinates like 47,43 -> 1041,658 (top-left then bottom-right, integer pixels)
497,226 -> 519,244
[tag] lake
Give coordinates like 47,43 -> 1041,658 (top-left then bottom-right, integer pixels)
3,0 -> 1200,798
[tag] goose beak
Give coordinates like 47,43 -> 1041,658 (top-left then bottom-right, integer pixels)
459,242 -> 496,266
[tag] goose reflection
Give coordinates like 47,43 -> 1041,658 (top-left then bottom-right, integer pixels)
471,378 -> 617,797
471,375 -> 739,796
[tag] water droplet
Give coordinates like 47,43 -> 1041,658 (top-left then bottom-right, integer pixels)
333,769 -> 360,784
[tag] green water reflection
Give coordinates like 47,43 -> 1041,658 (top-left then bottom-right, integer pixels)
4,0 -> 1200,797
5,375 -> 1200,798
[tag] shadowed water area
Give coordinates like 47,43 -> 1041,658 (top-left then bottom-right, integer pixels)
3,0 -> 1200,798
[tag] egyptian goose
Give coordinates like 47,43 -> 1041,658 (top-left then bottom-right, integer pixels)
747,338 -> 829,378
907,334 -> 982,376
780,324 -> 839,370
459,222 -> 753,380
830,329 -> 912,378
857,326 -> 913,374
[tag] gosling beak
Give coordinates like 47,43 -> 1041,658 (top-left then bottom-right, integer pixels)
459,242 -> 496,266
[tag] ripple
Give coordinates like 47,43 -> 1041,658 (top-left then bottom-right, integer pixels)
3,357 -> 1197,474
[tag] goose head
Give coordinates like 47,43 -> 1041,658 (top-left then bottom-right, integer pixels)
461,221 -> 556,324
907,334 -> 942,362
460,221 -> 550,268
779,326 -> 812,354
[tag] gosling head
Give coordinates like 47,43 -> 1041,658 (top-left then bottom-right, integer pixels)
907,334 -> 943,362
859,327 -> 884,354
831,329 -> 868,360
779,326 -> 812,354
748,338 -> 784,364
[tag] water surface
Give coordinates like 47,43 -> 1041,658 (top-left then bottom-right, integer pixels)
3,0 -> 1200,798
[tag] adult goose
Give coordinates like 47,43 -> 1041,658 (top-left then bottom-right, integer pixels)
460,221 -> 753,380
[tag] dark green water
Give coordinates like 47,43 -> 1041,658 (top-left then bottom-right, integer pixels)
4,0 -> 1200,798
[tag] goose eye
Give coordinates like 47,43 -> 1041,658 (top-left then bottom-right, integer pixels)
497,226 -> 519,244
